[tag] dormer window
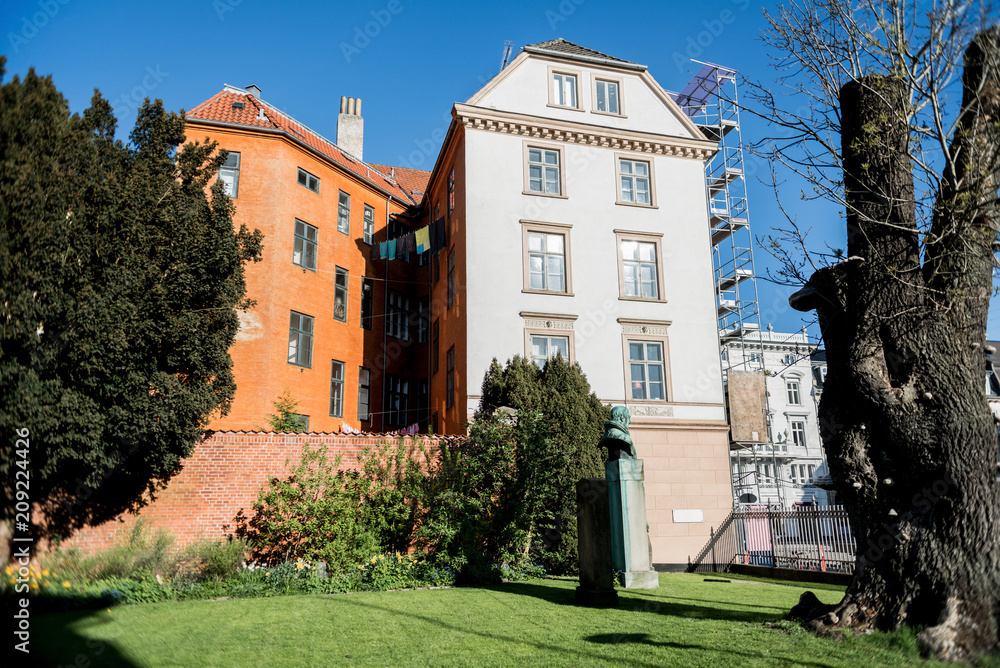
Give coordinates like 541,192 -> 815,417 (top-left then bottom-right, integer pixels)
595,79 -> 620,114
550,70 -> 578,108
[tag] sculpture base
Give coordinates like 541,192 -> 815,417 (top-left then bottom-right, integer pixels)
575,586 -> 620,607
617,570 -> 660,589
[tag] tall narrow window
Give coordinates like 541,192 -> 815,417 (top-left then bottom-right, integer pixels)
446,347 -> 455,408
416,298 -> 429,343
293,220 -> 318,270
790,420 -> 807,448
334,267 -> 348,322
551,71 -> 577,107
358,367 -> 370,421
527,231 -> 566,292
329,360 -> 344,417
387,291 -> 409,340
527,147 -> 561,195
621,240 -> 659,299
338,191 -> 350,234
618,159 -> 651,205
219,151 -> 240,197
360,278 -> 373,330
363,204 -> 375,244
287,311 -> 313,368
628,341 -> 665,401
786,379 -> 801,405
448,170 -> 455,212
297,167 -> 319,193
386,375 -> 409,426
595,79 -> 620,114
432,320 -> 440,374
447,249 -> 456,307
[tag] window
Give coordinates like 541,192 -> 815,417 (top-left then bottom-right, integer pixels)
446,347 -> 455,409
334,267 -> 348,322
416,298 -> 429,343
447,249 -> 456,307
386,375 -> 409,426
432,320 -> 440,374
617,232 -> 663,300
358,367 -> 370,421
628,340 -> 666,401
338,191 -> 350,235
293,415 -> 309,431
363,204 -> 374,244
617,157 -> 652,206
219,151 -> 240,197
448,170 -> 455,212
783,353 -> 797,365
594,78 -> 620,114
525,145 -> 563,196
287,311 -> 313,367
550,70 -> 578,108
329,360 -> 344,417
297,167 -> 319,193
530,335 -> 569,369
387,291 -> 409,340
293,220 -> 318,271
360,278 -> 374,330
807,464 -> 816,481
527,231 -> 566,292
790,420 -> 807,448
786,379 -> 801,405
748,352 -> 763,364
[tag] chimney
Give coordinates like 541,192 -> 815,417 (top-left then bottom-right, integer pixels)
337,95 -> 364,161
245,84 -> 262,98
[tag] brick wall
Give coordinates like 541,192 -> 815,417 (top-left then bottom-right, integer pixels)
61,431 -> 447,555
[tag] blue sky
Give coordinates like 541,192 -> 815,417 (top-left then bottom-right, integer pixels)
3,0 -> 997,340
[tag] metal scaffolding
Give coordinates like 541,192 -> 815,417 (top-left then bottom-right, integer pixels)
673,62 -> 763,374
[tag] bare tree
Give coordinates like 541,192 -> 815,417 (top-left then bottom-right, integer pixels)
749,1 -> 1000,661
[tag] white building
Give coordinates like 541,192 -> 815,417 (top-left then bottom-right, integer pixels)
724,327 -> 832,507
421,39 -> 734,567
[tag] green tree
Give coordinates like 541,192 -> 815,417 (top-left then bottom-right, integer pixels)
477,354 -> 609,574
264,390 -> 307,432
0,60 -> 263,551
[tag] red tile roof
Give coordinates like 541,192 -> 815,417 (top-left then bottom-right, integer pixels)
187,86 -> 417,205
368,163 -> 431,204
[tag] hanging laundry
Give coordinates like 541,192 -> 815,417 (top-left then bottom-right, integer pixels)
386,238 -> 397,259
395,237 -> 407,259
402,232 -> 416,254
379,241 -> 388,259
430,218 -> 446,252
370,243 -> 380,260
415,226 -> 430,253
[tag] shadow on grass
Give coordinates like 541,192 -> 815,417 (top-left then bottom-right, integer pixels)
21,608 -> 138,668
584,634 -> 840,668
487,581 -> 786,624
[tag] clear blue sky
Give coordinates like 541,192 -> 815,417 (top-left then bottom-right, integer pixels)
3,0 -> 997,340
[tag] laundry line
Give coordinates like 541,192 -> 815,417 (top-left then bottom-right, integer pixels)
371,217 -> 447,261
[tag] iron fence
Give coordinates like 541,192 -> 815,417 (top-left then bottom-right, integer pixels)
688,505 -> 856,574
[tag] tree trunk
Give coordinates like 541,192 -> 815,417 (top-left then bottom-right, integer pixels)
789,29 -> 1000,663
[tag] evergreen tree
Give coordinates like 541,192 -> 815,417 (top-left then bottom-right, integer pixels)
0,59 -> 263,550
476,354 -> 609,574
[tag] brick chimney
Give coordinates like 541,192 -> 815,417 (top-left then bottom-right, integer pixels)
337,96 -> 364,161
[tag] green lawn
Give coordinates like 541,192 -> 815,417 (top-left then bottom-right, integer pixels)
29,573 -> 977,667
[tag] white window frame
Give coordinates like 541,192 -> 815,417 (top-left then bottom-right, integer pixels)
329,360 -> 344,418
521,312 -> 577,368
358,367 -> 370,421
626,338 -> 669,402
287,311 -> 314,368
523,142 -> 566,198
334,267 -> 348,322
338,191 -> 350,235
786,378 -> 802,405
615,154 -> 655,207
592,76 -> 624,116
615,230 -> 665,302
521,221 -> 572,295
790,419 -> 807,448
548,66 -> 582,110
363,204 -> 374,244
219,151 -> 240,197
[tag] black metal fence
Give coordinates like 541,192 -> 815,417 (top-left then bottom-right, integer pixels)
688,505 -> 856,574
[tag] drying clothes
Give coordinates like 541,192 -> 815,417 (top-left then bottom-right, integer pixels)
430,218 -> 446,253
402,233 -> 416,254
379,242 -> 388,259
415,226 -> 430,253
386,239 -> 397,259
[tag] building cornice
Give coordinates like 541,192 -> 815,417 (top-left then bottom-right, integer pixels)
453,103 -> 718,162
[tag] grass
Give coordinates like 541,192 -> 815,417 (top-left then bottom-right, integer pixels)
29,573 -> 991,667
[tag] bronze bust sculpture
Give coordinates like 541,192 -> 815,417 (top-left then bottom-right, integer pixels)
598,406 -> 635,460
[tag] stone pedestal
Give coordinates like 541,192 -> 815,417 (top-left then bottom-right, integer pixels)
606,458 -> 659,589
575,479 -> 619,606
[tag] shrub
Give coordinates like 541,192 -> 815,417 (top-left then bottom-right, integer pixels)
181,536 -> 247,581
39,519 -> 176,582
232,444 -> 378,571
355,440 -> 430,554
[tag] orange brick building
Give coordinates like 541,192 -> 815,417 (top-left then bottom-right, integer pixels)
185,87 -> 431,434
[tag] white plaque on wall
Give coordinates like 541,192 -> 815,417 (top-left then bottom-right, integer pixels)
673,509 -> 704,523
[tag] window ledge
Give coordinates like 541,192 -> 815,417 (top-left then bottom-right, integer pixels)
522,289 -> 574,297
592,110 -> 626,119
522,191 -> 568,199
615,200 -> 658,209
546,103 -> 584,112
618,296 -> 667,303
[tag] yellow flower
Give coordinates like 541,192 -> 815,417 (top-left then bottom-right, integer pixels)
62,581 -> 71,588
371,556 -> 377,564
265,572 -> 270,576
41,569 -> 49,577
4,566 -> 12,575
295,562 -> 304,570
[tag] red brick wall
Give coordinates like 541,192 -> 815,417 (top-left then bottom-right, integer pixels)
60,431 -> 447,555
